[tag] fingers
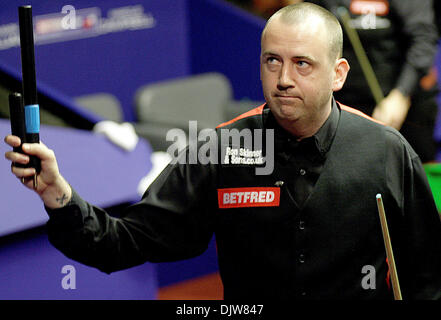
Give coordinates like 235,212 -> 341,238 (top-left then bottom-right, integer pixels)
373,105 -> 405,130
11,164 -> 36,179
4,135 -> 21,148
21,141 -> 56,162
4,135 -> 28,164
4,136 -> 54,163
5,150 -> 29,165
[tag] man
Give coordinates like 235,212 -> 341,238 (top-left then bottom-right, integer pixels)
306,0 -> 440,163
254,0 -> 440,162
4,3 -> 441,299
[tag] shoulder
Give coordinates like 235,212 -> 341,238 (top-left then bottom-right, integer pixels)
339,102 -> 419,160
384,126 -> 420,162
216,104 -> 266,130
339,103 -> 384,127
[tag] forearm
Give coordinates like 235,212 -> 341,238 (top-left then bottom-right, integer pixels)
45,160 -> 216,273
45,188 -> 149,273
393,0 -> 439,96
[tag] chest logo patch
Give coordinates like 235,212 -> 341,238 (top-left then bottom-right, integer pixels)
218,187 -> 280,209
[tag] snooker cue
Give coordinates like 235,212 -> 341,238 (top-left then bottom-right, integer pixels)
376,194 -> 402,300
18,5 -> 41,189
337,6 -> 385,105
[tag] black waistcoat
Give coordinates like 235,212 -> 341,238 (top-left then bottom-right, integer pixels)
215,106 -> 394,299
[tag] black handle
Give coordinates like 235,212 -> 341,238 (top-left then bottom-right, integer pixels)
9,92 -> 26,166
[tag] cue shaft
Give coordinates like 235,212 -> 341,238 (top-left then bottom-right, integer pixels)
376,194 -> 402,300
19,5 -> 38,106
337,6 -> 384,105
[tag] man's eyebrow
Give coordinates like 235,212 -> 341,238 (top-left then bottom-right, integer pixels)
293,55 -> 316,62
261,51 -> 280,57
261,52 -> 317,63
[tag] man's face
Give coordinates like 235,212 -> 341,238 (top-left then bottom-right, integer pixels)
260,17 -> 337,127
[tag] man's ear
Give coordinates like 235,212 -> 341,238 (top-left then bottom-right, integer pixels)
332,58 -> 350,92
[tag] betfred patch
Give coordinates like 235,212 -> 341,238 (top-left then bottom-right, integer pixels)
218,187 -> 280,209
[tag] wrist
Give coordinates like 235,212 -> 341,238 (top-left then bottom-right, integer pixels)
41,175 -> 72,209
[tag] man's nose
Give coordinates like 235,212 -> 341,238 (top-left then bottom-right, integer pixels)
277,65 -> 295,90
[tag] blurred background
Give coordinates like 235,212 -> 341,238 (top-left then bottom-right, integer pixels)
0,0 -> 439,300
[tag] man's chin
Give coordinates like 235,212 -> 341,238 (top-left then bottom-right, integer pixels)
277,103 -> 301,117
273,109 -> 301,123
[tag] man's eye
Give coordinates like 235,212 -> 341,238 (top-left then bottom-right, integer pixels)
297,61 -> 308,67
267,57 -> 279,64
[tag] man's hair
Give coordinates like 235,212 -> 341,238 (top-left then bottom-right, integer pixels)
262,2 -> 343,61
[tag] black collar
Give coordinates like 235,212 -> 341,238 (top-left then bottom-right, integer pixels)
263,98 -> 340,158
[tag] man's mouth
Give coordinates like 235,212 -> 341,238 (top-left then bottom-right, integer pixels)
274,94 -> 300,100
